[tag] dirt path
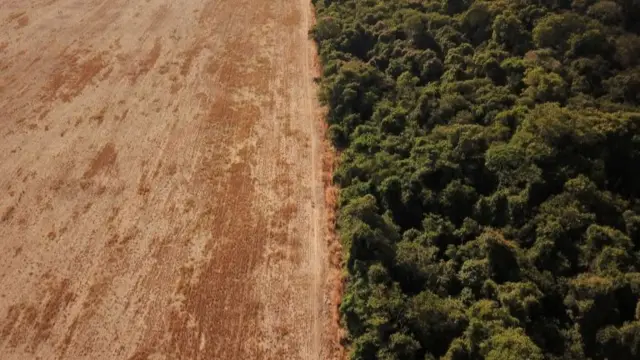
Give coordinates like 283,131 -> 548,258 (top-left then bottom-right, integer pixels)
0,0 -> 338,359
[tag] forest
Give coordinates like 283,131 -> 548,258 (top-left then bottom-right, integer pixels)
311,0 -> 640,359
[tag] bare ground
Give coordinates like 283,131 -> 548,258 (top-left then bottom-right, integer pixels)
0,0 -> 341,359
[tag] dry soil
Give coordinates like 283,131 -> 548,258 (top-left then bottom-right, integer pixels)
0,0 -> 338,359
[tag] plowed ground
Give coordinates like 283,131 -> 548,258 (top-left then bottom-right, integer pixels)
0,0 -> 337,359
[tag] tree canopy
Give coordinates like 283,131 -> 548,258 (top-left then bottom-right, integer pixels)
312,0 -> 640,359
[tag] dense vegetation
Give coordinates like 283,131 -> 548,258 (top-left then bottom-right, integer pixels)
311,0 -> 640,358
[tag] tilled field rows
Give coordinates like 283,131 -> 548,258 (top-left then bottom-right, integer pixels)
0,0 -> 334,359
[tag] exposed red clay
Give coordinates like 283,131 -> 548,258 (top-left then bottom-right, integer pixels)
0,0 -> 342,359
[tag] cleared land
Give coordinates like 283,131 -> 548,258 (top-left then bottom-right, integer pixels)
0,0 -> 337,359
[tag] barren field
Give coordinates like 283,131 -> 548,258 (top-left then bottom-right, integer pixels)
0,0 -> 338,359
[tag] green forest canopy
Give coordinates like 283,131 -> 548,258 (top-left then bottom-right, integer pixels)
311,0 -> 640,359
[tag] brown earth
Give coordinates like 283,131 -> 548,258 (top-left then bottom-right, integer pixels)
0,0 -> 342,359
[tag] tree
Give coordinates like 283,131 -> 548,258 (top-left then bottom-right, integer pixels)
484,328 -> 544,360
522,67 -> 568,103
497,282 -> 543,322
340,195 -> 399,272
532,13 -> 592,51
492,12 -> 530,53
587,1 -> 623,25
615,34 -> 640,67
567,29 -> 612,58
408,291 -> 468,357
